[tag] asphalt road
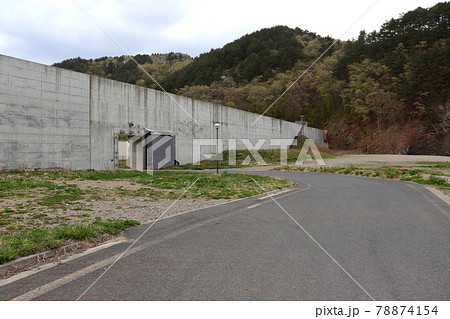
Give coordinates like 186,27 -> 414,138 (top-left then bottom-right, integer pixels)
1,171 -> 449,300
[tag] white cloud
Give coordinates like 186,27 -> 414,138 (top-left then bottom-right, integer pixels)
164,0 -> 444,50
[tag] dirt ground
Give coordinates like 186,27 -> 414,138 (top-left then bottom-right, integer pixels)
0,179 -> 232,234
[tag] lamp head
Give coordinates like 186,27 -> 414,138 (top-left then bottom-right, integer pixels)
214,122 -> 221,128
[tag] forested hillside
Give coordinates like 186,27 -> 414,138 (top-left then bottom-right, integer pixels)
53,52 -> 193,89
54,2 -> 449,155
170,2 -> 449,155
161,26 -> 334,90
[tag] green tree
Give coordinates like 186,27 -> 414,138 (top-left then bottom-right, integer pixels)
343,59 -> 404,130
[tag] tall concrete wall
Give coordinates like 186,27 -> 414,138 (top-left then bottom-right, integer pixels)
304,126 -> 328,148
0,55 -> 91,169
1,54 -> 313,170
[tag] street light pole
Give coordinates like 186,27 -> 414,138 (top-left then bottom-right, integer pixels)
214,122 -> 221,174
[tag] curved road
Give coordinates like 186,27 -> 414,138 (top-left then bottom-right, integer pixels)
1,171 -> 449,300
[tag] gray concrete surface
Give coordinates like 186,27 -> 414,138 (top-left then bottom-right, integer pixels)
296,120 -> 328,148
0,55 -> 91,169
0,171 -> 448,301
0,54 -> 326,170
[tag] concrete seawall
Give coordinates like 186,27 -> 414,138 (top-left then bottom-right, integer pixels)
296,121 -> 328,148
0,54 -> 326,170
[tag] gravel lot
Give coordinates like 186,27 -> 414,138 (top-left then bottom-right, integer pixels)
0,179 -> 233,232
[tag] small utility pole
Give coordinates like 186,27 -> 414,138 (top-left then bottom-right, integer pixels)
214,122 -> 221,174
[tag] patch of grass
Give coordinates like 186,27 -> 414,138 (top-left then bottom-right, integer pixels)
1,208 -> 15,214
401,175 -> 450,188
53,224 -> 99,241
384,169 -> 399,179
0,229 -> 62,263
0,176 -> 57,193
428,176 -> 450,187
66,170 -> 146,181
414,162 -> 450,169
403,169 -> 424,176
92,219 -> 140,235
0,220 -> 12,227
134,171 -> 294,199
168,148 -> 336,170
38,186 -> 84,207
1,170 -> 294,200
273,165 -> 450,191
0,169 -> 146,183
14,210 -> 29,215
0,219 -> 140,263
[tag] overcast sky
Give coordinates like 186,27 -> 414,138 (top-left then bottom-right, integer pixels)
0,0 -> 444,65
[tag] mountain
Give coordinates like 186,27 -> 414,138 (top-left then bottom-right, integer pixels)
53,52 -> 193,90
161,26 -> 334,90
